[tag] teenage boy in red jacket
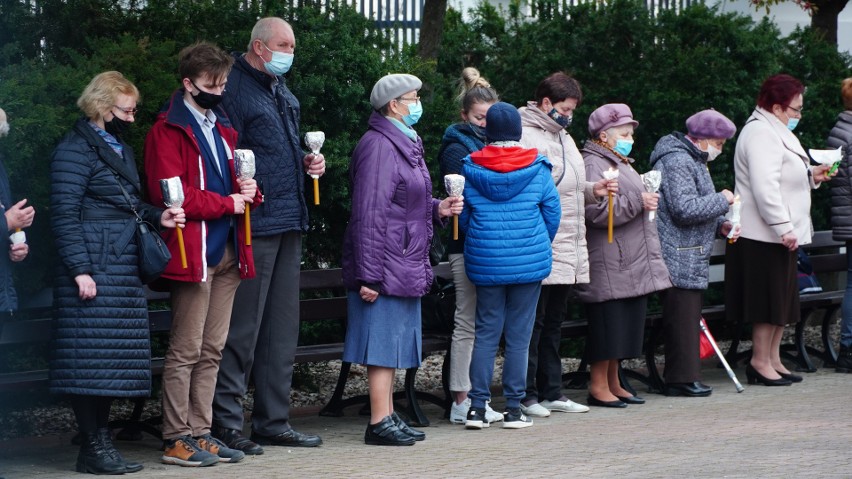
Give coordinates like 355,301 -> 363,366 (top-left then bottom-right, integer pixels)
144,41 -> 262,468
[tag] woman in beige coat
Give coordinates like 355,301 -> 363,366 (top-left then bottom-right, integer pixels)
725,74 -> 834,386
518,72 -> 616,417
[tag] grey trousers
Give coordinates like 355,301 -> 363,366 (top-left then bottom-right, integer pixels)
213,232 -> 302,436
448,254 -> 476,393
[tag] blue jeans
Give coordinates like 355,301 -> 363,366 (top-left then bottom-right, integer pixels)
841,242 -> 852,348
469,282 -> 541,410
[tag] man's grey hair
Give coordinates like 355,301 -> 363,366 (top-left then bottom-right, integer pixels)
248,17 -> 292,52
0,108 -> 8,138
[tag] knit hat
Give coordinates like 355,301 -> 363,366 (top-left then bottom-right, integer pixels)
686,109 -> 737,139
369,73 -> 422,110
485,102 -> 522,143
588,103 -> 639,137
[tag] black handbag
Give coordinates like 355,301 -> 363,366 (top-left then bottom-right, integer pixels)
106,165 -> 172,284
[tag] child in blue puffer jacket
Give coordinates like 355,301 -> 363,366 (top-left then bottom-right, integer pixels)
459,102 -> 561,429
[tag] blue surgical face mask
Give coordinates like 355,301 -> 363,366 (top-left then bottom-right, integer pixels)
403,101 -> 423,127
614,138 -> 634,157
263,44 -> 294,76
548,108 -> 572,128
787,117 -> 799,131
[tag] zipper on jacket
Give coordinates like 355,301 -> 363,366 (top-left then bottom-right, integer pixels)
676,245 -> 704,253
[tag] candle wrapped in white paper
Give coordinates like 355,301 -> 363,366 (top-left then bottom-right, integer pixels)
727,195 -> 741,242
809,147 -> 843,176
9,230 -> 25,244
305,131 -> 325,205
444,174 -> 465,240
603,168 -> 620,243
641,170 -> 661,221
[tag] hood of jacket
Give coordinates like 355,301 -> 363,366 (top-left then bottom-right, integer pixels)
464,146 -> 547,202
519,101 -> 564,133
649,131 -> 708,168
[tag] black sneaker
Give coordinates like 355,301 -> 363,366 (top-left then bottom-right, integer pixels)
464,407 -> 489,430
502,407 -> 533,429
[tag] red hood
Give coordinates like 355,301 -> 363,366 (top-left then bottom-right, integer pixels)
470,145 -> 538,172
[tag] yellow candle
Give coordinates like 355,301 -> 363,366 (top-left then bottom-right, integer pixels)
176,228 -> 188,269
313,177 -> 320,205
244,209 -> 252,246
607,192 -> 614,244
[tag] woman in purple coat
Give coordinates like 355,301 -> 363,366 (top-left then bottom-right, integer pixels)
342,74 -> 463,446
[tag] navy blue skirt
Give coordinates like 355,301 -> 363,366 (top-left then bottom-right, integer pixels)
343,292 -> 422,368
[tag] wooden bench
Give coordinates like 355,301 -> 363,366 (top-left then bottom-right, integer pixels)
0,264 -> 455,438
563,230 -> 847,394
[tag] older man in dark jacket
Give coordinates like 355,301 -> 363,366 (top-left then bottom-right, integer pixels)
212,17 -> 325,454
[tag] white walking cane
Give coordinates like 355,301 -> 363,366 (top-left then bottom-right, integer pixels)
700,318 -> 745,393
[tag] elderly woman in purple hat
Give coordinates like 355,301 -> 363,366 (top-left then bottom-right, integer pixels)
575,103 -> 672,408
649,109 -> 739,397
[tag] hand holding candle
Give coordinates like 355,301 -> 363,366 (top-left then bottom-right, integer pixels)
305,131 -> 325,205
235,149 -> 256,246
160,177 -> 187,269
727,195 -> 742,244
444,174 -> 465,240
641,170 -> 662,221
602,167 -> 620,243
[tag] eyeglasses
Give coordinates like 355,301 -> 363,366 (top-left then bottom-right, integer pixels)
396,96 -> 420,105
113,105 -> 139,116
786,105 -> 803,116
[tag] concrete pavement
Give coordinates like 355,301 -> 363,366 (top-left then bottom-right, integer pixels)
1,365 -> 850,478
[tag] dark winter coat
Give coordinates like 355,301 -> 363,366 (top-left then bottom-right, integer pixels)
49,119 -> 163,397
829,111 -> 852,241
650,132 -> 730,290
342,112 -> 442,298
437,123 -> 486,255
221,53 -> 308,236
0,154 -> 17,311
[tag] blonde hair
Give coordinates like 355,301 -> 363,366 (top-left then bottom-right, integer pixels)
842,77 -> 852,110
456,67 -> 498,112
76,71 -> 140,120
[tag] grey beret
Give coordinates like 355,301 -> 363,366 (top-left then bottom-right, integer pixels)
369,73 -> 422,110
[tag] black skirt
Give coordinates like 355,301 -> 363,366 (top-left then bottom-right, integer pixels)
584,295 -> 648,362
725,238 -> 799,326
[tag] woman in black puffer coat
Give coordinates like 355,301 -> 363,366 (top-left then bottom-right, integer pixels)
50,71 -> 184,475
828,77 -> 852,373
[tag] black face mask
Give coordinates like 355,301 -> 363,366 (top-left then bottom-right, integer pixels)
468,122 -> 486,141
104,116 -> 131,137
191,81 -> 223,110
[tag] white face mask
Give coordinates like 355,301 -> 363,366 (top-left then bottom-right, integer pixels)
705,143 -> 722,162
0,121 -> 8,137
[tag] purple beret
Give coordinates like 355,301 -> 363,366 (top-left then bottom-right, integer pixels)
686,109 -> 737,139
588,103 -> 639,137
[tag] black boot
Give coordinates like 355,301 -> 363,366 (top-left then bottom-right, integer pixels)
837,345 -> 852,373
75,431 -> 126,475
97,428 -> 143,473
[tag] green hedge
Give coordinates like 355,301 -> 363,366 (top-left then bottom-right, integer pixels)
1,0 -> 850,299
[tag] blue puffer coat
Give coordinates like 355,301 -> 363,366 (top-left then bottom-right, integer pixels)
650,132 -> 729,290
221,54 -> 308,236
49,119 -> 163,397
460,145 -> 561,285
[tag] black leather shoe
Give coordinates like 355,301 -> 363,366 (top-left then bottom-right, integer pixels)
251,428 -> 323,448
616,395 -> 646,404
587,395 -> 627,408
212,425 -> 264,455
665,382 -> 713,397
776,370 -> 803,383
746,365 -> 792,386
364,416 -> 416,446
392,412 -> 425,441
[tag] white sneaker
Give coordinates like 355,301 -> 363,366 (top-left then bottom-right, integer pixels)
484,401 -> 503,423
519,402 -> 551,417
449,398 -> 471,424
541,398 -> 590,413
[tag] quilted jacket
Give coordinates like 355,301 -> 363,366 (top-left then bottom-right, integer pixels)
49,119 -> 163,397
342,112 -> 442,298
650,132 -> 730,290
221,53 -> 308,236
437,122 -> 486,255
828,111 -> 852,241
460,145 -> 561,286
519,102 -> 596,286
0,154 -> 17,311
